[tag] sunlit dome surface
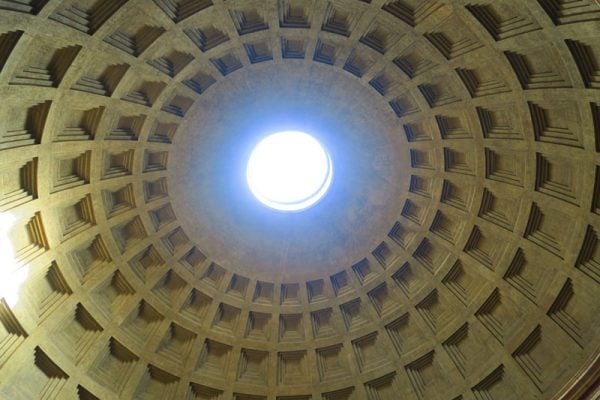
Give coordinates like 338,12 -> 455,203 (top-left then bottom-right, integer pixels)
246,131 -> 333,211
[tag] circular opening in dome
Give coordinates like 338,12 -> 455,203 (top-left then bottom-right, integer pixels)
246,131 -> 333,211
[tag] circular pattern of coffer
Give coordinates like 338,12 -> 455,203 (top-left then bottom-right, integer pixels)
0,1 -> 598,400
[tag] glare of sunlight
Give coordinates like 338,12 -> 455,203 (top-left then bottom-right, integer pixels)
0,212 -> 29,308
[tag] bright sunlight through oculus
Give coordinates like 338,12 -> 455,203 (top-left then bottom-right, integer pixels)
246,131 -> 333,211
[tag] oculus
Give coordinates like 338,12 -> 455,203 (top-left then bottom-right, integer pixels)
246,131 -> 333,211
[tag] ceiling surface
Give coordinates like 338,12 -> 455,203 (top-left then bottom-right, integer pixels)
0,0 -> 599,399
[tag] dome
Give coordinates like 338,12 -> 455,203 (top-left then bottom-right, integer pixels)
0,1 -> 598,399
